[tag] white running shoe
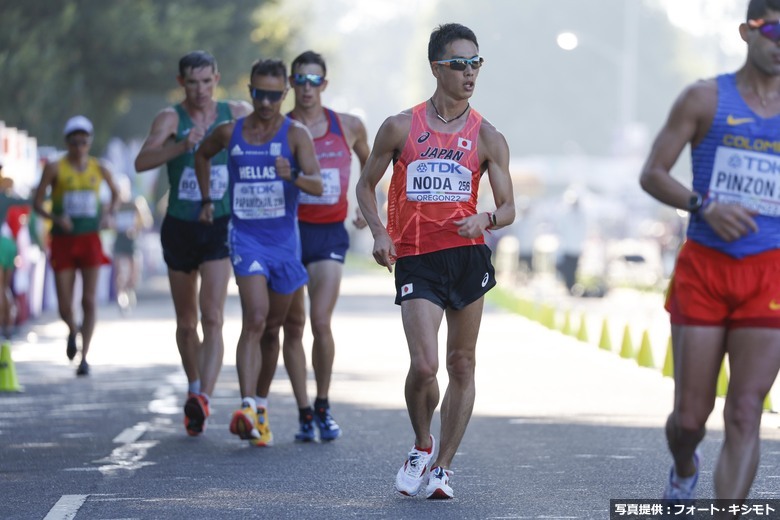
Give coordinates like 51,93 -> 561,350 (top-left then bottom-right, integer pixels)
394,435 -> 435,496
662,451 -> 700,502
425,466 -> 454,499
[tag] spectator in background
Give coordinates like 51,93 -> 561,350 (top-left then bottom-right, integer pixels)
556,189 -> 587,294
33,115 -> 120,376
112,175 -> 153,313
0,165 -> 31,338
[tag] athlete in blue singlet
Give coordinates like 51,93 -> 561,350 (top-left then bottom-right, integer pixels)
194,58 -> 322,447
640,0 -> 780,501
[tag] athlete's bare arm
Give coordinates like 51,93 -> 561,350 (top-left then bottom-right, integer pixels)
194,121 -> 235,224
356,112 -> 411,272
33,162 -> 71,231
640,79 -> 758,241
455,120 -> 515,239
340,112 -> 371,168
136,101 -> 251,174
134,108 -> 198,173
339,112 -> 371,228
640,80 -> 716,207
285,122 -> 323,197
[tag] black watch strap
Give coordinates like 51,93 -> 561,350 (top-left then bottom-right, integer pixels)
688,193 -> 703,213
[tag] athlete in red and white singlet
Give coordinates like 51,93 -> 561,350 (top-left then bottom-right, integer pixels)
295,107 -> 352,224
387,101 -> 484,258
276,51 -> 371,444
357,24 -> 515,500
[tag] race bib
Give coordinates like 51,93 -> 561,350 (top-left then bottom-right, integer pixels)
233,181 -> 286,219
710,146 -> 780,216
405,159 -> 472,203
299,167 -> 340,205
178,166 -> 228,201
63,190 -> 98,217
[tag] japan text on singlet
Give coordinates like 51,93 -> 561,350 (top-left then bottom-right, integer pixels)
227,117 -> 301,255
689,73 -> 780,258
289,108 -> 352,224
386,102 -> 484,258
51,156 -> 103,235
166,102 -> 233,222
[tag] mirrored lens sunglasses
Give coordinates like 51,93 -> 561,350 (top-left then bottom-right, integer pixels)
431,56 -> 484,71
749,19 -> 780,42
292,73 -> 325,87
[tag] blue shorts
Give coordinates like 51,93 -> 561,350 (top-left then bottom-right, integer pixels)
228,226 -> 307,294
299,221 -> 350,266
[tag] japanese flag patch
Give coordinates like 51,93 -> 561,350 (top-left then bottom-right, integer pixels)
457,137 -> 472,150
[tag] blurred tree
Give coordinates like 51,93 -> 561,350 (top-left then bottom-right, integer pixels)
0,0 -> 293,151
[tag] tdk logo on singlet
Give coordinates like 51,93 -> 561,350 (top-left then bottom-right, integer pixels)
238,166 -> 277,179
414,162 -> 468,175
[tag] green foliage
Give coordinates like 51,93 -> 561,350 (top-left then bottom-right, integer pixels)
0,0 -> 291,150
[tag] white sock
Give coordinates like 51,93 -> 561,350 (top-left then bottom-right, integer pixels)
255,396 -> 269,410
188,380 -> 201,395
241,396 -> 257,412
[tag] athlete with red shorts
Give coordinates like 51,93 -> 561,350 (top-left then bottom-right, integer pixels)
641,0 -> 780,501
33,115 -> 120,376
357,24 -> 515,499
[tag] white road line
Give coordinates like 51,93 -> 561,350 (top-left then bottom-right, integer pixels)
113,423 -> 148,444
43,494 -> 88,520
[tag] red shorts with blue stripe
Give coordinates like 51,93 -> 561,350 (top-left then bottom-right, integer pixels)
665,240 -> 780,328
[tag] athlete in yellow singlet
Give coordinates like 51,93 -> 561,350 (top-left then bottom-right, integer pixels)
33,116 -> 120,376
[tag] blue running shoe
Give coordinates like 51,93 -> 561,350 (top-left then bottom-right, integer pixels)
663,451 -> 700,504
295,413 -> 316,442
314,406 -> 341,441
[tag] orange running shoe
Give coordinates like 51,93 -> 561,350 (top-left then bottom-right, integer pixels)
184,393 -> 210,436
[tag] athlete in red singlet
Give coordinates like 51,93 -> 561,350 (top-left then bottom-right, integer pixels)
356,23 -> 515,500
386,101 -> 484,258
268,51 -> 370,443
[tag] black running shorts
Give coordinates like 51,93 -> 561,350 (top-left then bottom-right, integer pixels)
160,214 -> 229,273
393,244 -> 496,309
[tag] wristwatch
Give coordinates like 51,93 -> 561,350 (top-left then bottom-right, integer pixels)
687,192 -> 703,213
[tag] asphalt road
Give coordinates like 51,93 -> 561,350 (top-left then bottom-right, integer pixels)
1,266 -> 779,519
